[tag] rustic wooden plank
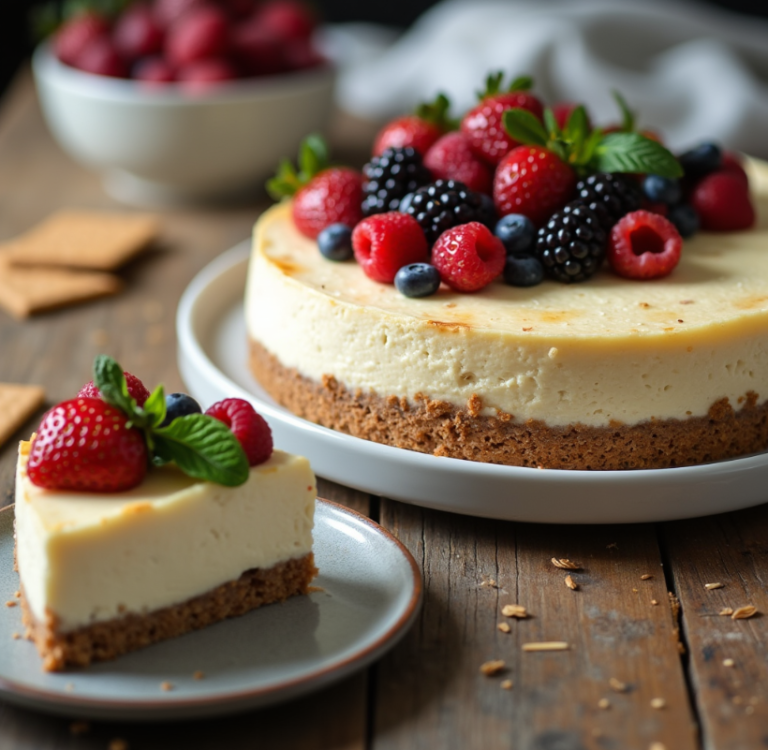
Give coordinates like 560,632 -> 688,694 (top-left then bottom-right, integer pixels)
373,500 -> 699,750
663,504 -> 768,750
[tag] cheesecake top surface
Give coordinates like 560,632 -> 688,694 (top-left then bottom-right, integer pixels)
256,161 -> 768,342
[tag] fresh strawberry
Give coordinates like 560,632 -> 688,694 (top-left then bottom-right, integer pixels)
27,398 -> 147,492
721,152 -> 749,187
608,210 -> 682,280
134,55 -> 176,83
152,0 -> 206,29
165,5 -> 229,68
53,13 -> 110,67
178,58 -> 238,92
113,4 -> 164,63
75,37 -> 129,78
268,136 -> 364,239
254,0 -> 317,42
78,371 -> 151,406
206,398 -> 273,466
690,172 -> 755,231
432,222 -> 505,292
493,145 -> 576,226
373,94 -> 454,157
231,21 -> 287,76
423,132 -> 492,195
352,212 -> 428,283
460,73 -> 544,166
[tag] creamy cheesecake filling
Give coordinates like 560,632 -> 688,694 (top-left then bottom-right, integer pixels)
246,166 -> 768,428
15,443 -> 316,632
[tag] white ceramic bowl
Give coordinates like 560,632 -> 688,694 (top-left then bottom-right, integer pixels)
32,43 -> 336,205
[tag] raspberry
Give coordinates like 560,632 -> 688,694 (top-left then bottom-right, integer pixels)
607,210 -> 682,280
113,4 -> 164,63
432,222 -> 505,292
78,371 -> 151,407
423,132 -> 492,195
75,37 -> 129,78
690,171 -> 755,232
352,213 -> 429,284
53,13 -> 109,67
293,167 -> 364,240
178,58 -> 238,92
165,6 -> 229,68
27,398 -> 147,492
205,398 -> 273,466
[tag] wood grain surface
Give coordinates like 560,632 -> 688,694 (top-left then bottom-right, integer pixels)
0,67 -> 767,750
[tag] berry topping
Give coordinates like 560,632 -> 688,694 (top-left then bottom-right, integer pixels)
206,398 -> 273,466
607,210 -> 682,280
536,202 -> 607,283
642,175 -> 681,206
78,371 -> 151,406
362,147 -> 432,217
503,255 -> 544,287
461,73 -> 544,165
160,393 -> 202,428
494,214 -> 536,256
76,37 -> 128,78
53,13 -> 110,68
177,59 -> 238,92
423,132 -> 492,195
373,94 -> 454,157
720,152 -> 749,187
394,263 -> 441,298
679,142 -> 722,179
352,213 -> 429,284
494,146 -> 576,227
165,5 -> 229,68
134,56 -> 176,83
667,204 -> 700,239
432,222 -> 505,293
317,224 -> 354,261
402,180 -> 496,245
574,172 -> 643,232
27,398 -> 148,492
113,4 -> 164,63
255,0 -> 317,43
268,136 -> 364,240
690,171 -> 755,232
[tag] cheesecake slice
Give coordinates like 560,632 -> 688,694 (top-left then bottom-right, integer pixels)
14,440 -> 317,671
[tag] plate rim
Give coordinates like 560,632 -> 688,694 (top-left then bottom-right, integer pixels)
0,500 -> 422,718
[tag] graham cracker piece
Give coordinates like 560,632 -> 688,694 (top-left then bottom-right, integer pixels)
5,210 -> 158,271
0,384 -> 45,449
0,254 -> 121,319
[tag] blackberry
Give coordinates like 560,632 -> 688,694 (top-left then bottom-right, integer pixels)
402,180 -> 496,245
537,202 -> 607,283
362,147 -> 432,217
573,172 -> 642,232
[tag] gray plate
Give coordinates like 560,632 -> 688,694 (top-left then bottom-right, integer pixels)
0,501 -> 421,721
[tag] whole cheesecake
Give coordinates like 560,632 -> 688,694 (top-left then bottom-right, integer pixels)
245,162 -> 768,470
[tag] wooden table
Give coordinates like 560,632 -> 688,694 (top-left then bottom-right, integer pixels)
1,69 -> 767,750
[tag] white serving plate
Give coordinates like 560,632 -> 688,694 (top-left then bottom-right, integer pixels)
177,242 -> 768,524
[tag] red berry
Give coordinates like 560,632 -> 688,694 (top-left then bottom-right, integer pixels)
205,398 -> 273,466
27,398 -> 147,492
373,116 -> 443,158
231,21 -> 287,76
153,0 -> 206,29
254,0 -> 316,43
75,37 -> 129,78
690,172 -> 755,232
134,55 -> 176,83
292,168 -> 364,240
165,6 -> 229,68
607,210 -> 682,280
113,4 -> 164,63
461,91 -> 544,166
78,371 -> 151,406
551,102 -> 591,131
423,132 -> 492,195
222,0 -> 257,18
493,145 -> 576,226
178,58 -> 238,92
432,222 -> 505,292
720,152 -> 749,188
53,13 -> 110,67
352,213 -> 429,284
281,38 -> 325,71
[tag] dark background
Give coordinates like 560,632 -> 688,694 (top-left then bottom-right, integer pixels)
2,0 -> 768,98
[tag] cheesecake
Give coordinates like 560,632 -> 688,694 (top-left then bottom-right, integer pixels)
15,440 -> 317,671
245,161 -> 768,470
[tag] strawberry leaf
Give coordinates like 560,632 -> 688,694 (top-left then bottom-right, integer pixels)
593,133 -> 682,178
154,415 -> 249,487
415,93 -> 458,131
478,71 -> 504,99
508,75 -> 533,92
543,108 -> 560,138
612,90 -> 635,133
502,108 -> 548,147
564,105 -> 589,146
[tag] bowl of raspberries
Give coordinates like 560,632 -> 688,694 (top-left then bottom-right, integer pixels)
32,0 -> 335,205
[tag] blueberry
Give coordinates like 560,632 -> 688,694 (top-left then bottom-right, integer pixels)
679,142 -> 722,179
317,224 -> 353,261
503,255 -> 544,287
667,204 -> 700,239
495,214 -> 536,255
394,263 -> 441,298
642,175 -> 681,205
161,392 -> 202,427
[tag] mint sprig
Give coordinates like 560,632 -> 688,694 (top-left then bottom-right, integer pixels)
266,134 -> 329,201
93,355 -> 249,487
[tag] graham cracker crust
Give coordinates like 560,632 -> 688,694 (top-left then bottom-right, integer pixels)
21,553 -> 317,672
249,339 -> 768,471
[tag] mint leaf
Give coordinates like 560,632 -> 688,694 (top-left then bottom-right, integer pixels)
612,90 -> 635,133
502,108 -> 548,147
93,354 -> 137,417
266,159 -> 300,200
298,134 -> 328,182
543,108 -> 560,138
153,414 -> 249,487
508,75 -> 533,92
564,105 -> 589,146
142,385 -> 166,430
593,133 -> 683,178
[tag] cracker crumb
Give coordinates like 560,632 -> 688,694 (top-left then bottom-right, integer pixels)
497,622 -> 511,634
551,558 -> 580,570
632,588 -> 639,593
650,698 -> 666,709
723,658 -> 735,667
640,574 -> 653,580
598,698 -> 611,709
732,605 -> 758,620
160,681 -> 174,691
522,327 -> 533,332
13,590 -> 20,598
609,677 -> 628,692
480,660 -> 505,676
522,642 -> 569,652
5,600 -> 17,608
649,743 -> 667,750
193,670 -> 205,680
69,721 -> 90,736
479,577 -> 499,589
109,740 -> 129,750
704,582 -> 724,590
307,585 -> 325,593
502,604 -> 528,618
500,679 -> 513,690
651,599 -> 659,606
11,632 -> 20,640
719,607 -> 734,616
565,575 -> 578,590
